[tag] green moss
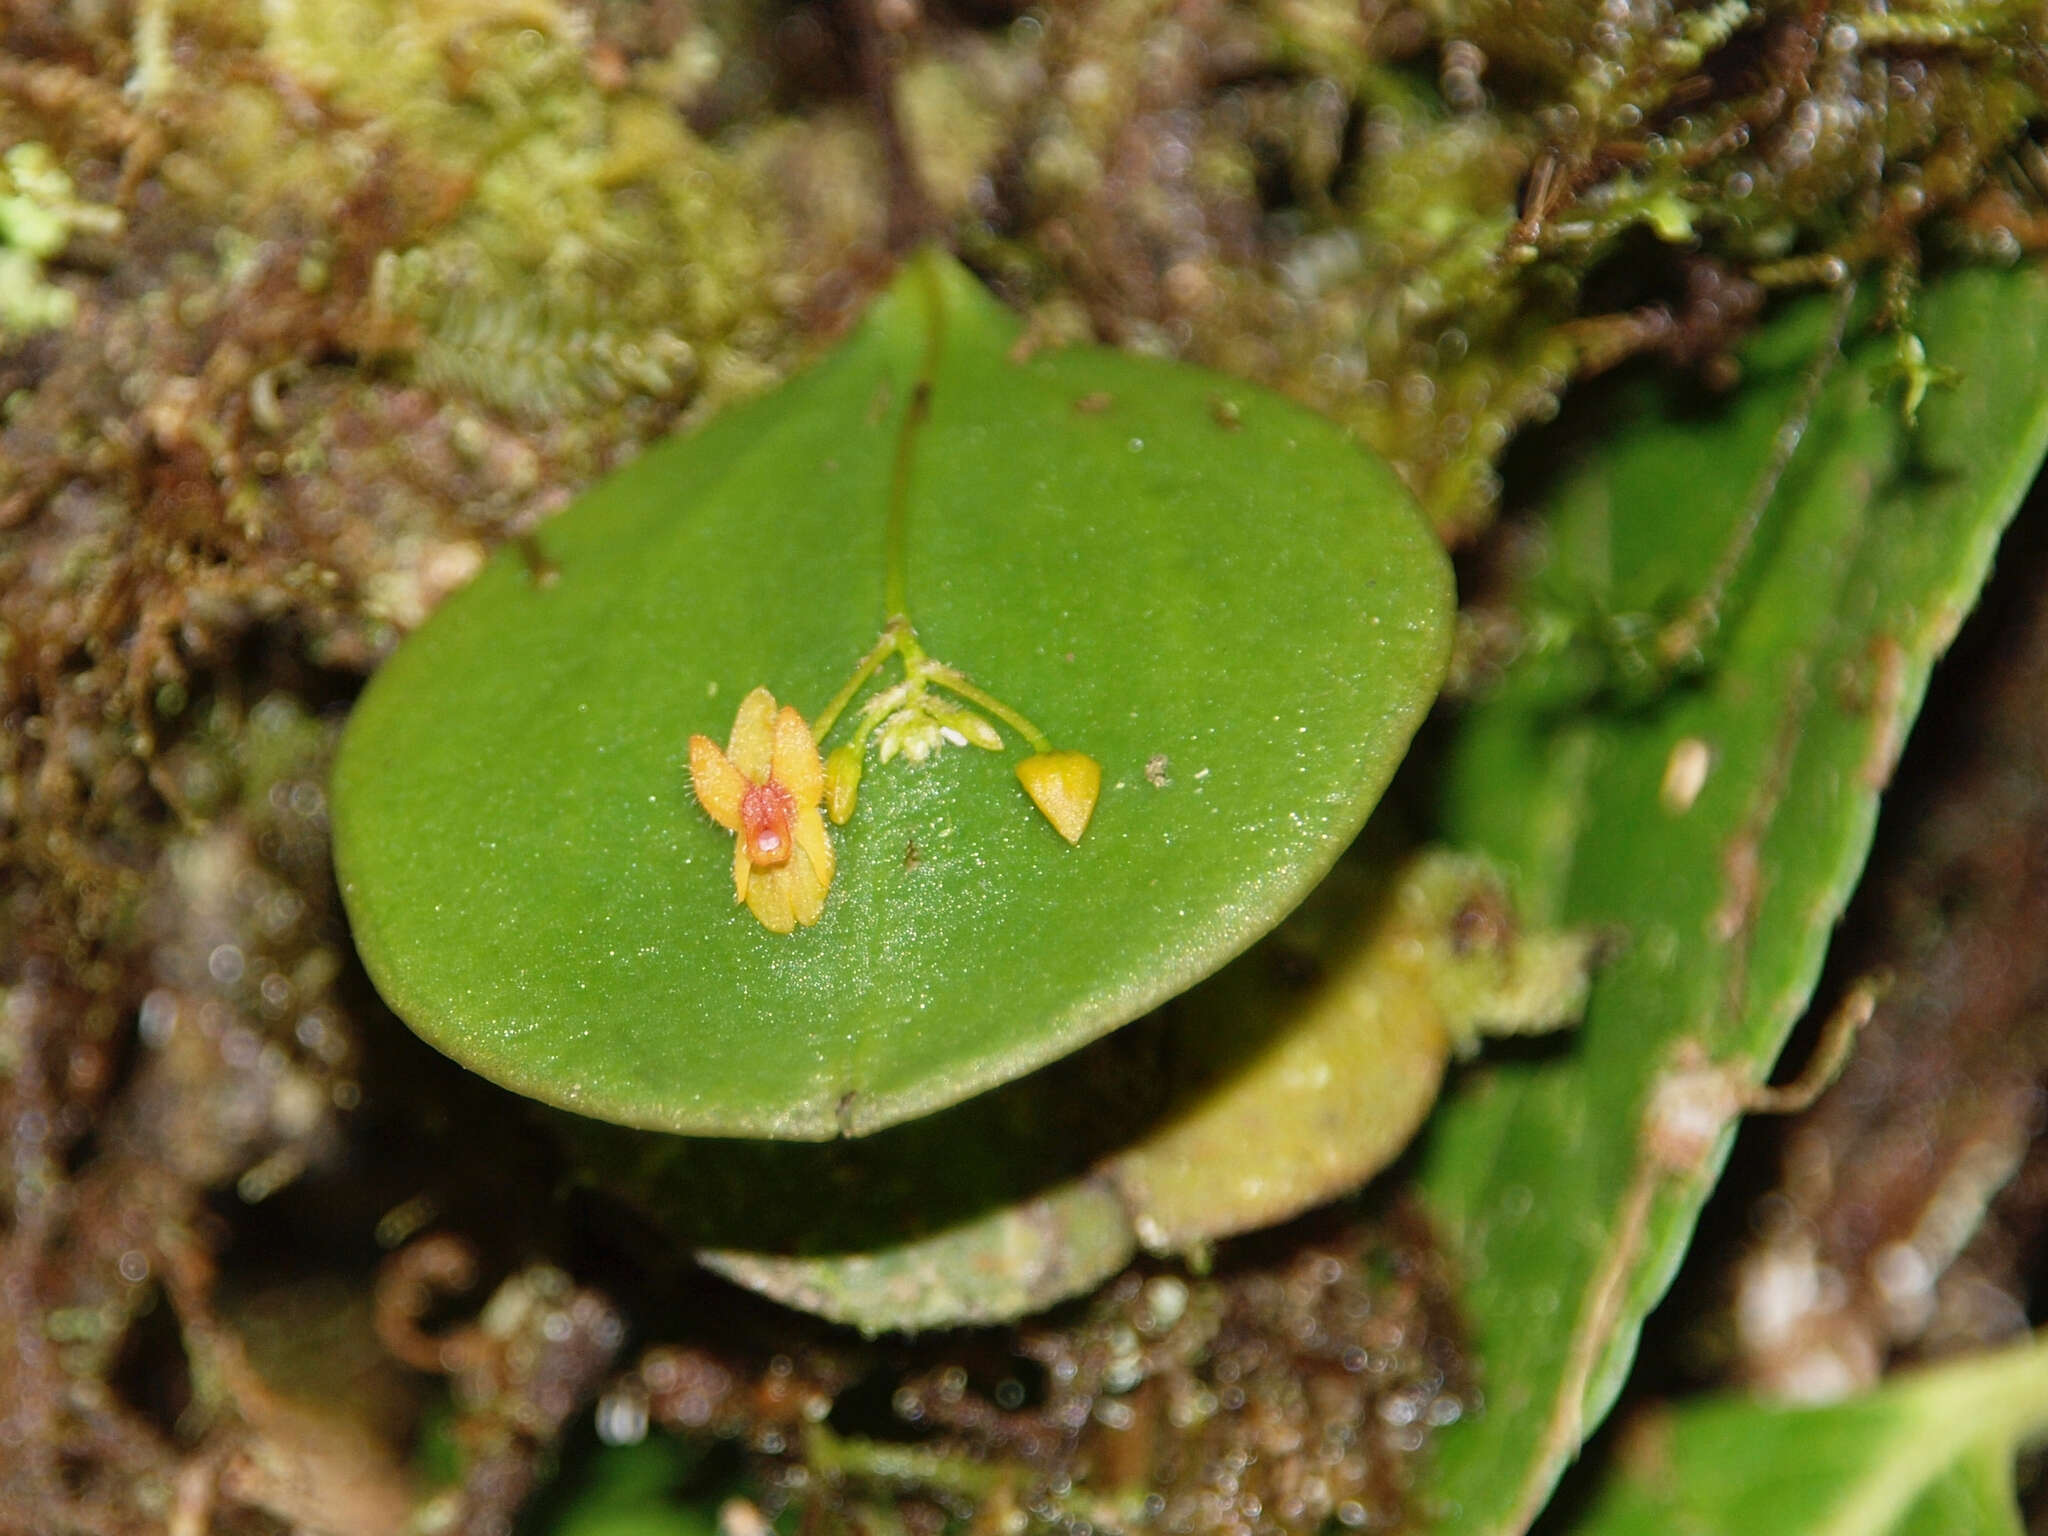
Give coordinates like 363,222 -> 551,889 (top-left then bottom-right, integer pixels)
242,0 -> 789,416
0,143 -> 120,337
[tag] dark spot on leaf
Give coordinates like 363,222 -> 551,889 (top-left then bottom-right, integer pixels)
517,535 -> 559,589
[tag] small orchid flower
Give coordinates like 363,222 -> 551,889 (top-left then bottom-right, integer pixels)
689,688 -> 835,934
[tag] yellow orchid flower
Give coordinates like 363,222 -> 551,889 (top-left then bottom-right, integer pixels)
688,688 -> 835,933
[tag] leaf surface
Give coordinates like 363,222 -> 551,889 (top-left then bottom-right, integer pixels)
1413,262 -> 2048,1532
333,253 -> 1453,1138
648,846 -> 1585,1335
1563,1334 -> 2048,1536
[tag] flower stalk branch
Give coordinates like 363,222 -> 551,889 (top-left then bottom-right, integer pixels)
688,253 -> 1100,933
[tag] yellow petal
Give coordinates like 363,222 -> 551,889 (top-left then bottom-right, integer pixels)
690,735 -> 747,830
732,837 -> 751,903
771,705 -> 824,807
728,687 -> 777,780
746,865 -> 796,934
787,845 -> 827,927
1016,751 -> 1102,845
793,805 -> 834,892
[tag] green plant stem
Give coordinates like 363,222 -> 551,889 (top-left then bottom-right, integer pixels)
929,669 -> 1053,753
881,252 -> 948,624
849,693 -> 900,753
813,624 -> 902,741
806,1422 -> 1004,1500
818,254 -> 1056,762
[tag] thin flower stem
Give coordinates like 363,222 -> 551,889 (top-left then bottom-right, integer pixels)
814,257 -> 1070,792
813,626 -> 901,742
850,695 -> 897,753
928,669 -> 1053,754
881,252 -> 948,624
895,620 -> 928,671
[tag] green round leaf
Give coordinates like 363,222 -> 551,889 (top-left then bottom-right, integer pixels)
333,253 -> 1452,1139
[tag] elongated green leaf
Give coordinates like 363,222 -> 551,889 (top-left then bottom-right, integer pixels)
1891,1442 -> 2030,1536
1564,1334 -> 2048,1536
1413,262 -> 2048,1532
334,253 -> 1452,1139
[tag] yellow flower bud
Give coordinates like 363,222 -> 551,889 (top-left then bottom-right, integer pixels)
1015,751 -> 1102,845
933,703 -> 1004,751
824,744 -> 863,825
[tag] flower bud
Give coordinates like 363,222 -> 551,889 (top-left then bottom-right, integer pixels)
1015,751 -> 1102,844
824,744 -> 863,825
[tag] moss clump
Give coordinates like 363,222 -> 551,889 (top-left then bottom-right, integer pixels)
950,0 -> 2046,535
0,141 -> 121,336
161,0 -> 792,418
